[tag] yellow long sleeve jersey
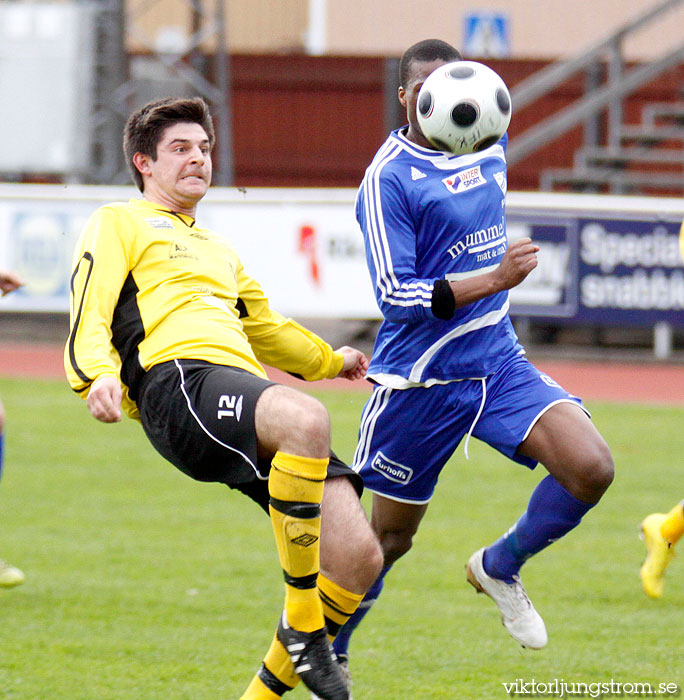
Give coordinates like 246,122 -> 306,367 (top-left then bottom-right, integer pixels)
65,199 -> 343,419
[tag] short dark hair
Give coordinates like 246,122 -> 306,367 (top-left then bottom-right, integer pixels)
399,39 -> 462,87
123,96 -> 216,192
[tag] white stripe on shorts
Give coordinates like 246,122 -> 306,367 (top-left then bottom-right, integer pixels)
174,359 -> 265,480
352,385 -> 393,472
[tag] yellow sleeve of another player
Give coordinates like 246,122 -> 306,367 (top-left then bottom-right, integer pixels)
64,206 -> 139,417
236,263 -> 344,381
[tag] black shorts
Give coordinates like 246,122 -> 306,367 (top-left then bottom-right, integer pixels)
137,359 -> 362,510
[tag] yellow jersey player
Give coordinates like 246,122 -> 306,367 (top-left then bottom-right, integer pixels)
64,97 -> 382,700
640,500 -> 684,598
639,222 -> 684,599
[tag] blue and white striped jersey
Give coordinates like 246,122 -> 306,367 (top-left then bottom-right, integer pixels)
357,127 -> 524,387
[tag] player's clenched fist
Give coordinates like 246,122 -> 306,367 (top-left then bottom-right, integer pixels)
0,269 -> 24,296
337,345 -> 369,381
87,375 -> 122,423
495,237 -> 539,290
335,346 -> 369,381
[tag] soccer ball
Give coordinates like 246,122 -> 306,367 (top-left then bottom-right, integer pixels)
416,60 -> 512,155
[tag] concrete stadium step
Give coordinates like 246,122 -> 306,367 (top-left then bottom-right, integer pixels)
619,124 -> 684,146
576,146 -> 684,168
642,102 -> 684,127
540,167 -> 684,193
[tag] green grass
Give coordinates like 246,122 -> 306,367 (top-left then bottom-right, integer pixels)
0,376 -> 682,699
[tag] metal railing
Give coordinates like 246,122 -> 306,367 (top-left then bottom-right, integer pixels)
88,0 -> 234,185
508,0 -> 684,168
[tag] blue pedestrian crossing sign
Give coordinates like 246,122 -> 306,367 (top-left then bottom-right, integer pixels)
464,12 -> 511,58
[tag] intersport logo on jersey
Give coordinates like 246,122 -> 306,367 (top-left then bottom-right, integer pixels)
442,165 -> 487,194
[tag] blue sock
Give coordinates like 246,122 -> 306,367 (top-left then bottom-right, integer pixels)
332,565 -> 391,658
483,474 -> 594,582
0,432 -> 4,482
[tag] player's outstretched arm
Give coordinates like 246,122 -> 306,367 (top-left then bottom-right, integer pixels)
334,346 -> 369,381
86,375 -> 123,423
0,269 -> 25,296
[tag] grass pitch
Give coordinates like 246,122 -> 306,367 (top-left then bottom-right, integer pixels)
0,376 -> 681,699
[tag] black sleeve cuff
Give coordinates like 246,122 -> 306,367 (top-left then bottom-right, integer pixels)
431,279 -> 455,320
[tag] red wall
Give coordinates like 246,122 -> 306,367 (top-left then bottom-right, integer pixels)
230,55 -> 387,187
220,54 -> 684,192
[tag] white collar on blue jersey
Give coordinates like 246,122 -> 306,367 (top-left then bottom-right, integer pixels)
392,127 -> 506,170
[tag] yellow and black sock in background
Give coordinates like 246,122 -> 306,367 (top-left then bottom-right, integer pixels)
317,572 -> 364,642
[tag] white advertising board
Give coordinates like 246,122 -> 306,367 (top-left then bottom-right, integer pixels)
1,185 -> 683,326
0,185 -> 377,318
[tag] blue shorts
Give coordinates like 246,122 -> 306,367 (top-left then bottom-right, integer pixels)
352,354 -> 587,504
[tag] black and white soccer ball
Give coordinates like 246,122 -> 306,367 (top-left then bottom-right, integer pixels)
416,60 -> 512,155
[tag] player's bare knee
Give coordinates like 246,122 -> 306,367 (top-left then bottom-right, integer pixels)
366,536 -> 384,584
589,443 -> 614,494
573,440 -> 614,502
257,386 -> 330,457
379,530 -> 414,566
348,534 -> 384,591
292,396 -> 330,455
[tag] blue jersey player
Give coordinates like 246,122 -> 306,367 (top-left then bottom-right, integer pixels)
324,39 -> 614,694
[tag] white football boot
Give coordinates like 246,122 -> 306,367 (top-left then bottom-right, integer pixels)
466,547 -> 547,649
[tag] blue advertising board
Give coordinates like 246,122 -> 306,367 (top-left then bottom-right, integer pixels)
508,206 -> 684,327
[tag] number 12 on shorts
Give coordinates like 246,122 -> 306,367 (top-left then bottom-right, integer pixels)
217,394 -> 243,421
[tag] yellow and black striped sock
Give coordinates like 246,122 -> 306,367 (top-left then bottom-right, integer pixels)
268,451 -> 327,633
239,632 -> 298,700
661,500 -> 684,545
317,572 -> 365,643
240,575 -> 364,699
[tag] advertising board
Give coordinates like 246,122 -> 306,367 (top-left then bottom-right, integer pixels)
1,186 -> 682,330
